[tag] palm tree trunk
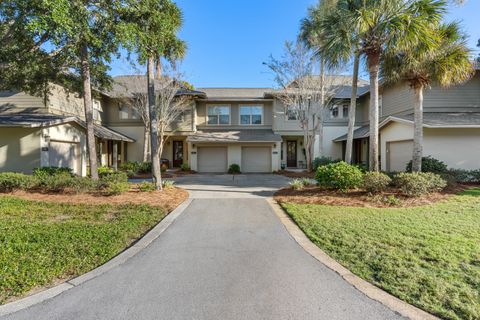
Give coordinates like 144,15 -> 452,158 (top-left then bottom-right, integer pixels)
80,43 -> 98,180
345,51 -> 360,164
148,56 -> 162,190
367,52 -> 380,172
412,85 -> 424,172
318,58 -> 325,158
143,126 -> 150,162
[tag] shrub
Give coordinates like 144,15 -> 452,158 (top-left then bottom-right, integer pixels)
406,156 -> 448,174
180,163 -> 190,171
98,172 -> 130,196
71,177 -> 98,194
98,166 -> 115,177
316,162 -> 363,192
32,167 -> 72,179
394,172 -> 447,197
0,173 -> 37,192
289,179 -> 305,190
363,172 -> 392,194
301,178 -> 316,186
138,181 -> 156,192
40,172 -> 75,193
447,169 -> 480,183
312,157 -> 340,170
228,164 -> 241,174
137,162 -> 152,174
162,180 -> 175,189
119,161 -> 138,172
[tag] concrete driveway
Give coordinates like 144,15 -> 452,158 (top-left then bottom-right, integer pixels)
3,174 -> 404,320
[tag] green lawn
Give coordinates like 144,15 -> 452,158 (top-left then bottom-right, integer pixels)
0,196 -> 166,304
281,191 -> 480,320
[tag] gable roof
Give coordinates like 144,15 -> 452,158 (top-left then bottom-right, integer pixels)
196,88 -> 271,100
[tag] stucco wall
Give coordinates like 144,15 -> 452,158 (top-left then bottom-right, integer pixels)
0,127 -> 41,173
109,126 -> 146,162
379,121 -> 414,171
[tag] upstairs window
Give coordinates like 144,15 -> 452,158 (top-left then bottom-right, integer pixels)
331,104 -> 349,119
240,105 -> 263,125
331,106 -> 339,118
343,105 -> 349,118
286,105 -> 298,120
208,106 -> 230,125
119,104 -> 140,120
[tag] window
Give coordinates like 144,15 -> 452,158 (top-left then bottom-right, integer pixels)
93,100 -> 103,121
240,105 -> 263,125
331,106 -> 339,118
208,106 -> 230,125
286,105 -> 298,120
343,105 -> 349,118
119,104 -> 140,120
331,104 -> 350,119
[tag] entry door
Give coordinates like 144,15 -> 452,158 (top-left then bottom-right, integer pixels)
286,141 -> 297,167
172,141 -> 184,167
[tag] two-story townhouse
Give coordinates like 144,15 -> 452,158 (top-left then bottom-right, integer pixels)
0,84 -> 135,176
334,67 -> 480,171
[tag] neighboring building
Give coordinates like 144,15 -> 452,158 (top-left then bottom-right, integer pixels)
1,70 -> 479,175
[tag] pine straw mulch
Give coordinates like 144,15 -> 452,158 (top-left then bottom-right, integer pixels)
274,184 -> 473,208
8,187 -> 189,212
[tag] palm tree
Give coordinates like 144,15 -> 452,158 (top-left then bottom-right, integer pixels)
382,22 -> 473,172
321,0 -> 446,171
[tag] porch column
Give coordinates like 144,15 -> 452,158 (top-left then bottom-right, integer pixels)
113,141 -> 118,171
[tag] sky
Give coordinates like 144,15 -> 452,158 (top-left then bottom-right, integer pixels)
109,0 -> 480,88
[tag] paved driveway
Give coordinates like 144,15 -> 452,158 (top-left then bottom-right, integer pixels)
4,174 -> 404,320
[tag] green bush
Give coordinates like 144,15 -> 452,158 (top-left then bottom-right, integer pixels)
98,172 -> 130,196
406,156 -> 448,174
0,173 -> 37,192
71,177 -> 98,194
316,162 -> 364,192
228,164 -> 241,174
447,169 -> 480,183
312,157 -> 340,170
289,179 -> 305,190
40,172 -> 75,193
137,162 -> 152,174
98,166 -> 115,177
138,181 -> 156,192
119,161 -> 138,172
119,161 -> 152,174
32,167 -> 72,179
394,172 -> 447,197
301,178 -> 316,186
162,180 -> 175,189
363,172 -> 392,194
180,163 -> 190,171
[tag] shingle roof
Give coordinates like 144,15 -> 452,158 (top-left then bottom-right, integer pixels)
187,129 -> 282,143
196,88 -> 271,100
0,110 -> 134,142
107,75 -> 206,98
333,125 -> 370,142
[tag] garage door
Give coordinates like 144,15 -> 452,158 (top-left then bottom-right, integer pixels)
197,147 -> 228,173
49,141 -> 80,174
387,140 -> 413,172
241,147 -> 271,173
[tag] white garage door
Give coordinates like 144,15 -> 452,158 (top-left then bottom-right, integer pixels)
241,147 -> 271,173
388,140 -> 413,172
197,147 -> 228,173
49,141 -> 80,174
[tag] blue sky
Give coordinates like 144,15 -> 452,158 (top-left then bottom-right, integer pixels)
110,0 -> 480,88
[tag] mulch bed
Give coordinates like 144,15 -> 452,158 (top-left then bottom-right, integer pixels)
9,187 -> 189,212
130,170 -> 196,180
274,170 -> 316,179
274,184 -> 475,208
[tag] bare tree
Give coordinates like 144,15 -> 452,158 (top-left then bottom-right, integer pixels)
116,76 -> 151,161
265,41 -> 346,171
154,67 -> 193,189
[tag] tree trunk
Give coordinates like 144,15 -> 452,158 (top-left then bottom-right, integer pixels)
112,142 -> 118,171
143,126 -> 150,162
367,52 -> 380,172
148,56 -> 162,190
345,51 -> 360,164
80,44 -> 98,180
318,58 -> 325,159
155,58 -> 162,80
412,85 -> 424,172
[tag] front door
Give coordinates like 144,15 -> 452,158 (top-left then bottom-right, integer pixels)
173,141 -> 184,168
286,141 -> 297,168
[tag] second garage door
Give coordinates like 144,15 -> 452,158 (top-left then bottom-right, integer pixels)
49,140 -> 80,175
387,140 -> 413,172
197,147 -> 228,173
241,147 -> 271,173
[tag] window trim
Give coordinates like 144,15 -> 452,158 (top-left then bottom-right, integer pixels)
239,104 -> 264,126
285,105 -> 299,122
206,104 -> 231,126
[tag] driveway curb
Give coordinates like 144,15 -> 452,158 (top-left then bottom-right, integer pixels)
266,198 -> 439,320
0,198 -> 193,317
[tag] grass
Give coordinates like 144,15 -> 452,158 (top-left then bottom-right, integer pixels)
281,190 -> 480,320
0,196 -> 167,304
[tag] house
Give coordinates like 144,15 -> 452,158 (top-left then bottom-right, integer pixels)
1,69 -> 479,175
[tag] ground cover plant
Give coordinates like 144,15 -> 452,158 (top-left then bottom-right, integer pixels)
279,190 -> 480,320
0,197 -> 168,304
